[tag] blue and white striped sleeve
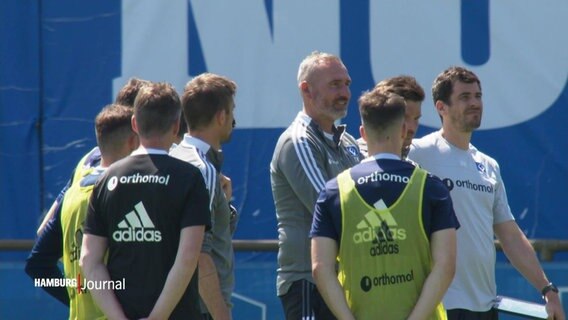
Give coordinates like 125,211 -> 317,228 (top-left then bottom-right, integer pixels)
278,131 -> 329,213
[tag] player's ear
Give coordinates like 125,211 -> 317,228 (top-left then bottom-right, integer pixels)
131,115 -> 139,135
300,81 -> 310,97
435,100 -> 446,117
216,109 -> 227,126
360,125 -> 367,142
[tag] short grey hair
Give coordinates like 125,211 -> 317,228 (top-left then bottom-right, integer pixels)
297,51 -> 342,84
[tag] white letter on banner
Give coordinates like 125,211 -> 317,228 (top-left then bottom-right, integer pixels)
113,0 -> 190,96
189,0 -> 340,128
369,1 -> 568,130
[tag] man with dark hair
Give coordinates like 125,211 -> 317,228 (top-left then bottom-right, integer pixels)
409,66 -> 565,320
170,72 -> 238,320
114,77 -> 152,107
311,90 -> 458,319
271,51 -> 362,319
357,75 -> 425,158
81,82 -> 211,319
25,104 -> 138,318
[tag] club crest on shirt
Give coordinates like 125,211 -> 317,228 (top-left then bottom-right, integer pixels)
475,162 -> 486,174
346,145 -> 359,158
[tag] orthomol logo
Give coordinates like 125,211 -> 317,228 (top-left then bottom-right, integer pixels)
107,173 -> 171,191
360,269 -> 415,292
356,171 -> 410,185
442,178 -> 493,194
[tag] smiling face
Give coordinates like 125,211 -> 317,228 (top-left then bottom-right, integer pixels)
441,81 -> 483,133
303,58 -> 352,128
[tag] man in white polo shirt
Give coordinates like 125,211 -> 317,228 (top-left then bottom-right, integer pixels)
409,66 -> 564,320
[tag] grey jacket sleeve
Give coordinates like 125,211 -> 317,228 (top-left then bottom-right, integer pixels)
277,136 -> 329,213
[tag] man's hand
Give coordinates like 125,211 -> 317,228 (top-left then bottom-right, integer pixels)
544,291 -> 565,320
220,174 -> 232,200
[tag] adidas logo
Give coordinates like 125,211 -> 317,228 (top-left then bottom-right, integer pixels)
112,202 -> 162,242
352,199 -> 406,244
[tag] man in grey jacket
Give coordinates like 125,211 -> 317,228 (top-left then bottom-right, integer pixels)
270,51 -> 362,319
170,73 -> 238,320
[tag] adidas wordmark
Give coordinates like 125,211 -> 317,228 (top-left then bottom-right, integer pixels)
112,202 -> 162,242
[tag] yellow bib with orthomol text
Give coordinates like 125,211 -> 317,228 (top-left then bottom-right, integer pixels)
337,167 -> 446,320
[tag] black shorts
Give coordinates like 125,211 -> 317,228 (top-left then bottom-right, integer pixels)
279,279 -> 336,320
447,308 -> 499,320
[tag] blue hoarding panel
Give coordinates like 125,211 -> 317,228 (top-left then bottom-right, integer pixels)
0,0 -> 41,239
2,0 -> 564,243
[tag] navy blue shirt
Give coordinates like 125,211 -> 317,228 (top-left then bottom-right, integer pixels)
25,197 -> 69,305
310,155 -> 459,244
25,149 -> 101,306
